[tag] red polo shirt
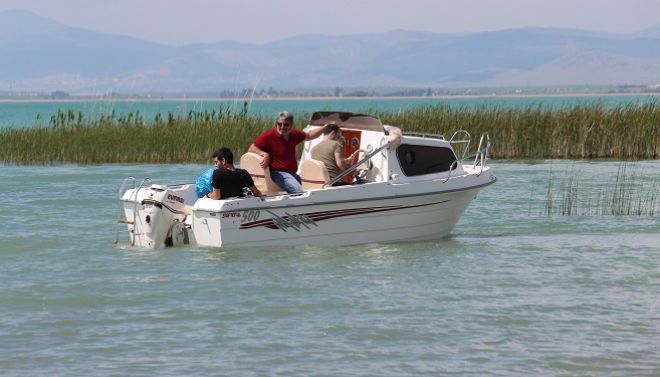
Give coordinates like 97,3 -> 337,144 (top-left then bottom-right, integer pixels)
254,128 -> 306,174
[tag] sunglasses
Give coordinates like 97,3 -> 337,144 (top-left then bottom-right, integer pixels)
276,122 -> 291,127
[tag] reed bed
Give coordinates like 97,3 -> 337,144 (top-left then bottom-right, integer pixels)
1,101 -> 660,164
542,162 -> 659,216
0,104 -> 270,164
378,101 -> 660,159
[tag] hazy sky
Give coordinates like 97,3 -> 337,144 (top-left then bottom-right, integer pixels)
1,0 -> 659,45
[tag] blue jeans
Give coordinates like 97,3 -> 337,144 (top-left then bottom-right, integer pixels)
270,170 -> 303,194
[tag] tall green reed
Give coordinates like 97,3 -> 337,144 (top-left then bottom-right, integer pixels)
1,103 -> 270,164
1,101 -> 659,164
542,162 -> 660,216
379,101 -> 660,159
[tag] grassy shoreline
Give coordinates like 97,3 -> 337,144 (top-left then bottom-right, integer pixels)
1,102 -> 659,164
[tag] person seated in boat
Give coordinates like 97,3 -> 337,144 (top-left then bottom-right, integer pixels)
248,110 -> 324,194
206,147 -> 262,199
310,123 -> 360,186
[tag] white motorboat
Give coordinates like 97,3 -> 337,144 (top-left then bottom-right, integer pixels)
115,111 -> 496,250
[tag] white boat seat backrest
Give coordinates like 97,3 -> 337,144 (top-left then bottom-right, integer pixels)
300,159 -> 330,190
239,152 -> 285,195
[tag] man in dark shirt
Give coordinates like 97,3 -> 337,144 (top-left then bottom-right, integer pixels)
248,111 -> 323,193
207,147 -> 262,200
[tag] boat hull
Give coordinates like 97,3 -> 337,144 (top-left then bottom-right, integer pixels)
195,192 -> 475,247
120,168 -> 495,250
189,176 -> 493,248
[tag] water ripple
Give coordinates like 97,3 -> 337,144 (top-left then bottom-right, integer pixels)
1,162 -> 659,376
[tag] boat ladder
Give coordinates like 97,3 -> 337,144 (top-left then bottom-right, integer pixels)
114,177 -> 152,246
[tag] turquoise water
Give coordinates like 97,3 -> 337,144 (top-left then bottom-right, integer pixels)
1,95 -> 658,128
1,161 -> 659,375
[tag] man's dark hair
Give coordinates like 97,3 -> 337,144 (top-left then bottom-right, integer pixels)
322,123 -> 340,135
213,147 -> 234,164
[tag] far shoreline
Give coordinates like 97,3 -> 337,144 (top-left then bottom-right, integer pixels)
1,91 -> 659,104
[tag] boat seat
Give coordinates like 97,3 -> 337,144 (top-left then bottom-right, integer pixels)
300,159 -> 330,190
239,152 -> 285,195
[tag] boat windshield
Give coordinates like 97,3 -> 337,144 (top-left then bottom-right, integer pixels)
309,111 -> 384,132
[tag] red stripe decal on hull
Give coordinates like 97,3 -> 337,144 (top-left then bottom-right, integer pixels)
239,200 -> 449,230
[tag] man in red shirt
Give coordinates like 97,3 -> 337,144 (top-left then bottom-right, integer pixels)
248,111 -> 323,193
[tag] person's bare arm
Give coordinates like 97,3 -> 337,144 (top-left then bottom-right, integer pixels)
208,187 -> 222,200
249,185 -> 262,197
334,151 -> 348,170
248,143 -> 270,168
305,126 -> 324,140
336,149 -> 359,170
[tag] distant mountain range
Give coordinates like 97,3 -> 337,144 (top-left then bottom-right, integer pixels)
1,9 -> 660,93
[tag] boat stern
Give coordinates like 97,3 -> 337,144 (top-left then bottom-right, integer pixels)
118,183 -> 194,250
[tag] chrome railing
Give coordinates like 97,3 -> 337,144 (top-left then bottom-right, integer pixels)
402,131 -> 446,140
441,160 -> 459,183
449,129 -> 472,161
472,133 -> 490,176
115,177 -> 151,246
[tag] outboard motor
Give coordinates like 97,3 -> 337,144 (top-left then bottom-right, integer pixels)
124,184 -> 190,250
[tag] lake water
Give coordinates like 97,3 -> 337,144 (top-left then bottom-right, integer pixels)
1,160 -> 659,376
1,94 -> 659,128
